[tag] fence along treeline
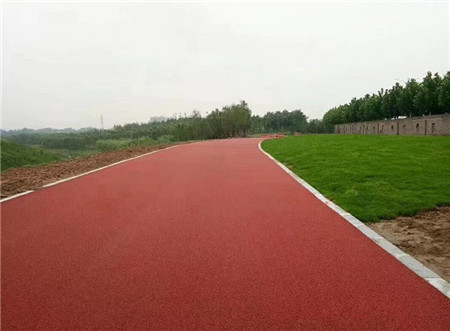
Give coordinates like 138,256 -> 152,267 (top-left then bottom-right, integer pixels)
323,71 -> 450,130
7,101 -> 327,151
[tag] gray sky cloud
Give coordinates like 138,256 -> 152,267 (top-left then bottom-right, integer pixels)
2,2 -> 449,129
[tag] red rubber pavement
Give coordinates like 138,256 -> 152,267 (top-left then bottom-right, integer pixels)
2,138 -> 449,330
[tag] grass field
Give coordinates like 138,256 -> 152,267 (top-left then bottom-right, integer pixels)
1,138 -> 62,171
262,135 -> 450,222
1,136 -> 168,172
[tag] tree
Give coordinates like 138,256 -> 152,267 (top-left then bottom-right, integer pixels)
422,72 -> 442,115
398,79 -> 420,117
206,109 -> 223,139
360,94 -> 381,121
438,72 -> 450,113
321,71 -> 447,127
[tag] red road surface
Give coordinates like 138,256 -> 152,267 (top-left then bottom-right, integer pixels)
2,139 -> 449,330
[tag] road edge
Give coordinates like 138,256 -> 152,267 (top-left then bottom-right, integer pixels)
0,144 -> 180,203
258,140 -> 450,298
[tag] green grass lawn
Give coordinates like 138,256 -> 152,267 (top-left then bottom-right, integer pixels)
262,135 -> 450,222
1,138 -> 62,172
0,138 -> 175,172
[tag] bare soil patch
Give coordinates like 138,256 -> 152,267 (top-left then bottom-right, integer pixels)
1,144 -> 177,199
369,207 -> 450,282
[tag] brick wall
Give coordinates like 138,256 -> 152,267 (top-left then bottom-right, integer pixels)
334,114 -> 450,136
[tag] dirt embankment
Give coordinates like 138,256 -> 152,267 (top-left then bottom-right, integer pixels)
1,144 -> 177,199
369,207 -> 450,282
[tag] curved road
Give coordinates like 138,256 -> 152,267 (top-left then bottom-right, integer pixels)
2,138 -> 449,330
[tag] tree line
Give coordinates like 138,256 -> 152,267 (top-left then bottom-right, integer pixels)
6,70 -> 448,151
6,101 -> 328,151
250,110 -> 326,134
323,71 -> 450,130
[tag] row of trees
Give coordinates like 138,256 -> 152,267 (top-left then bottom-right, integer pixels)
250,110 -> 326,134
7,70 -> 448,150
113,100 -> 252,141
8,101 -> 252,150
323,71 -> 450,129
7,101 -> 329,151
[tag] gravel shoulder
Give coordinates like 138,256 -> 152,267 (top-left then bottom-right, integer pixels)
369,207 -> 450,282
0,143 -> 177,199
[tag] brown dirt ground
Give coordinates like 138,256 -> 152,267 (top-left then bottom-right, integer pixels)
0,143 -> 178,199
369,207 -> 450,283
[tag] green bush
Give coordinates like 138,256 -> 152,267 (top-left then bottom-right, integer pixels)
95,139 -> 133,152
157,135 -> 175,144
1,138 -> 61,171
95,137 -> 157,152
134,137 -> 156,147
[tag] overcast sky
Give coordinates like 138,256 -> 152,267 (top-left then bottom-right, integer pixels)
2,1 -> 449,130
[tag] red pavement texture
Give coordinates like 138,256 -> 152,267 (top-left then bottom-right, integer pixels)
2,138 -> 449,330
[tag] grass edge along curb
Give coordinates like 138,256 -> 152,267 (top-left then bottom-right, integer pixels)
258,140 -> 450,298
261,135 -> 450,222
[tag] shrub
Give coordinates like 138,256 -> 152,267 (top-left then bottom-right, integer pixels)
95,137 -> 157,152
1,138 -> 61,171
95,139 -> 133,152
157,135 -> 175,144
134,137 -> 156,147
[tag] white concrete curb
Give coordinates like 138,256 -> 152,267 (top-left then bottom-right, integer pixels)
0,190 -> 34,202
258,140 -> 450,298
0,145 -> 180,203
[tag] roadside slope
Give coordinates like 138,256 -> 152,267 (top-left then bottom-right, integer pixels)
0,143 -> 176,199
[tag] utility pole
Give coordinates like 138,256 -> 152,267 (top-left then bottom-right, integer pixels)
100,115 -> 104,130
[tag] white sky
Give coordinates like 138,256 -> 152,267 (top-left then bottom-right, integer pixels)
2,1 -> 449,129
